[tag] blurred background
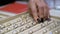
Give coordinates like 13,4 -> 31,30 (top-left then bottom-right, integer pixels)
0,0 -> 60,17
0,0 -> 60,9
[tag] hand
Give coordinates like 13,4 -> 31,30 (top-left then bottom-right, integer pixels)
29,0 -> 49,22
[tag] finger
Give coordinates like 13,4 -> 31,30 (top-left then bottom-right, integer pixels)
36,1 -> 44,18
29,0 -> 38,22
38,7 -> 44,18
44,6 -> 49,19
38,5 -> 44,18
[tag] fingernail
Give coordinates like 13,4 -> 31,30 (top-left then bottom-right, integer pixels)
37,18 -> 44,23
37,18 -> 41,23
40,18 -> 44,23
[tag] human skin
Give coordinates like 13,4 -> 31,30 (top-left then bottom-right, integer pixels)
29,0 -> 49,22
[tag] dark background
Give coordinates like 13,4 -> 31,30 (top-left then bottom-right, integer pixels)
16,0 -> 28,1
0,0 -> 28,6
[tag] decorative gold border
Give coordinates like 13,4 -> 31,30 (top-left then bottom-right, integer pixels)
0,14 -> 10,17
0,11 -> 60,24
0,11 -> 28,24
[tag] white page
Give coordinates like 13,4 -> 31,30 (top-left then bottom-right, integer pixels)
50,9 -> 60,17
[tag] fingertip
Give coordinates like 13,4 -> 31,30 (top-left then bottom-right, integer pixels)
33,16 -> 38,22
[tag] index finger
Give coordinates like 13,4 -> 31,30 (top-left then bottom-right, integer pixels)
29,0 -> 38,22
